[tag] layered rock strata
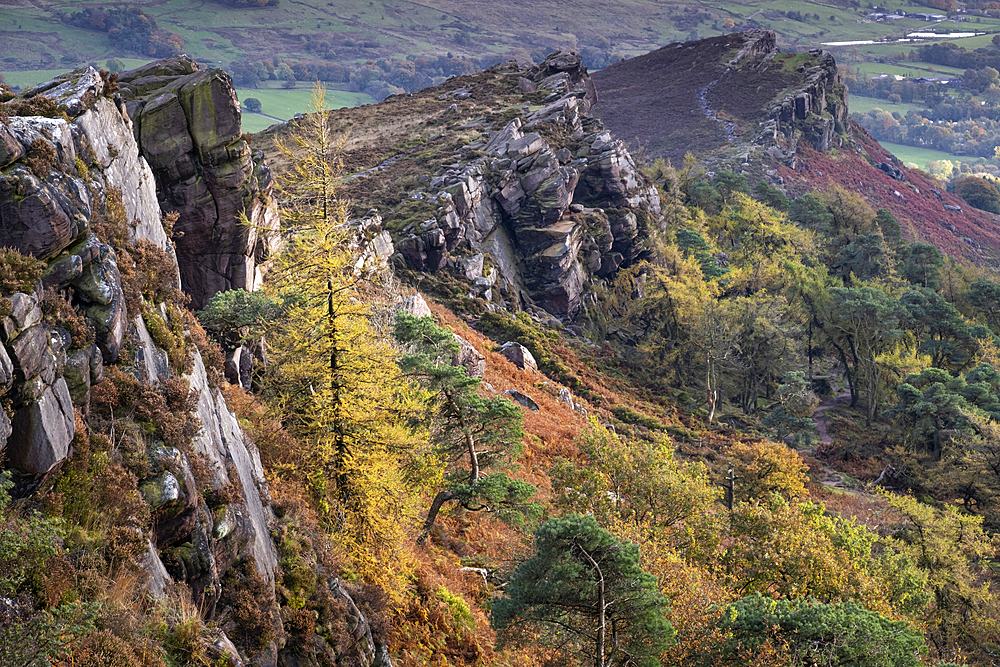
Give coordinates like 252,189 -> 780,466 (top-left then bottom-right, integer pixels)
2,59 -> 395,665
117,56 -> 279,310
0,67 -> 167,474
0,63 -> 287,664
397,51 -> 661,319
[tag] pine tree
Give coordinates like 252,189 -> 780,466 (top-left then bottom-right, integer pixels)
394,312 -> 539,543
493,514 -> 674,667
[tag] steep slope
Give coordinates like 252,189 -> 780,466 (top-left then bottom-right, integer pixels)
777,129 -> 1000,268
593,30 -> 848,165
0,63 -> 392,667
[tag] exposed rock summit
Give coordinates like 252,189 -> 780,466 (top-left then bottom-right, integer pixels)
593,30 -> 850,165
117,56 -> 280,310
361,51 -> 662,319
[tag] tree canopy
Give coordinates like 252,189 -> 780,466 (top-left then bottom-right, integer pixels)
493,514 -> 674,667
395,313 -> 538,542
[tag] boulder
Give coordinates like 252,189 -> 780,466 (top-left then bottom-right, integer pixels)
558,387 -> 573,408
224,345 -> 254,390
3,293 -> 42,342
878,162 -> 905,182
72,242 -> 127,363
63,348 -> 93,406
534,50 -> 584,79
0,165 -> 90,260
0,344 -> 13,393
63,345 -> 104,410
140,471 -> 182,509
9,325 -> 53,384
452,334 -> 485,378
502,389 -> 540,412
42,253 -> 84,289
0,124 -> 25,168
499,342 -> 538,371
139,538 -> 172,597
7,378 -> 75,474
397,294 -> 433,318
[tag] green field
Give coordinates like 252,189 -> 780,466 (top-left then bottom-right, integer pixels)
849,61 -> 965,78
240,113 -> 281,134
236,85 -> 373,133
0,65 -> 371,136
849,95 -> 928,117
1,69 -> 67,90
6,0 -> 1000,83
234,86 -> 372,121
879,140 -> 966,172
8,0 -> 1000,74
7,0 -> 1000,153
1,59 -> 156,90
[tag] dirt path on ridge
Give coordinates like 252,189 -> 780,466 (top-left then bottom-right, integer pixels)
800,389 -> 853,490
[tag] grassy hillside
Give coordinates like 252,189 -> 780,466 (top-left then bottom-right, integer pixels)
244,56 -> 1000,665
877,140 -> 962,170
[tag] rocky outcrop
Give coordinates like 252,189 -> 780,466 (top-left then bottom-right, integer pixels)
726,28 -> 778,66
395,52 -> 661,319
344,209 -> 394,277
117,56 -> 280,310
3,60 -> 275,645
502,388 -> 539,412
397,293 -> 433,318
2,60 -> 402,667
592,30 -> 851,171
767,49 -> 849,154
122,338 -> 279,615
186,351 -> 277,585
453,334 -> 486,378
0,66 -> 179,476
324,579 -> 394,667
18,69 -> 174,257
0,291 -> 75,475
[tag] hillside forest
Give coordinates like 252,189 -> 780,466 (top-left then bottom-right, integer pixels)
211,89 -> 1000,666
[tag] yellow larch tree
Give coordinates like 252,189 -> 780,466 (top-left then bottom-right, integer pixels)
262,83 -> 435,595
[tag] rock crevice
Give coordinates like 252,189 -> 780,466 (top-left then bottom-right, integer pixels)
396,51 -> 661,319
